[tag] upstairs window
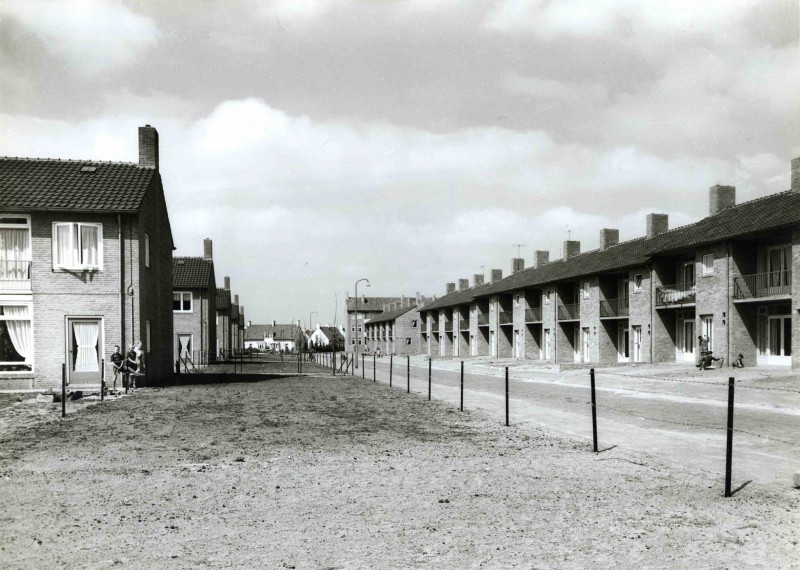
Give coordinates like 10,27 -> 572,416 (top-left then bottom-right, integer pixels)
633,274 -> 643,292
702,254 -> 714,275
173,291 -> 192,312
582,282 -> 590,299
544,289 -> 552,304
145,233 -> 151,268
0,215 -> 31,281
53,222 -> 102,270
411,319 -> 418,328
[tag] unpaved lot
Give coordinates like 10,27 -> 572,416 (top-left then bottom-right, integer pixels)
0,375 -> 798,568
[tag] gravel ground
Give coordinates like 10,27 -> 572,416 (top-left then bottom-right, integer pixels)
0,375 -> 798,569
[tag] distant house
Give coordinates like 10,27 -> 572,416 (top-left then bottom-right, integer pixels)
215,280 -> 232,358
364,300 -> 423,356
173,239 -> 217,366
244,321 -> 305,352
0,125 -> 174,389
308,324 -> 345,351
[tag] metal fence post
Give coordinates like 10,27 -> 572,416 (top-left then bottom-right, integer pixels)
428,358 -> 431,401
101,358 -> 105,402
362,354 -> 365,379
61,363 -> 66,417
373,354 -> 376,382
390,355 -> 393,387
725,377 -> 735,497
590,368 -> 598,453
460,360 -> 464,411
505,367 -> 509,426
407,355 -> 410,394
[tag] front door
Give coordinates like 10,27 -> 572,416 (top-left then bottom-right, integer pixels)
573,327 -> 581,362
767,316 -> 791,365
618,324 -> 629,363
67,318 -> 103,384
514,330 -> 522,359
677,318 -> 695,362
632,326 -> 642,363
490,331 -> 497,357
581,327 -> 590,362
178,334 -> 192,362
543,329 -> 551,360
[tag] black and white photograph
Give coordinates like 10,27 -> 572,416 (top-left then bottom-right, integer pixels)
0,0 -> 799,567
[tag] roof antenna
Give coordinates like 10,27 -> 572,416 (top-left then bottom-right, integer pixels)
512,244 -> 525,257
566,225 -> 571,240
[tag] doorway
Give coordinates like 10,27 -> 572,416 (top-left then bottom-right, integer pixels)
178,334 -> 193,363
767,315 -> 792,365
632,325 -> 642,363
514,330 -> 522,359
677,317 -> 695,362
618,324 -> 629,363
66,318 -> 103,385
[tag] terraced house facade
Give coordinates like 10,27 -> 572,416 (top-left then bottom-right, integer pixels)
0,125 -> 175,389
419,158 -> 800,370
364,297 -> 425,357
173,238 -> 217,367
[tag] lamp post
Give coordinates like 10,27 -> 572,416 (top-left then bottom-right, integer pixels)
354,278 -> 370,369
309,311 -> 317,351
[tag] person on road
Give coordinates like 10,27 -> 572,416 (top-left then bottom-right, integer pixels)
376,346 -> 382,358
697,351 -> 723,370
732,354 -> 745,368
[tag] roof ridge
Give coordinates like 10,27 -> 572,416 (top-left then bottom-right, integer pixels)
0,156 -> 144,167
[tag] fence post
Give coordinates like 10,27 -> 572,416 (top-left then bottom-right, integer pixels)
725,376 -> 735,498
61,363 -> 66,418
428,358 -> 431,401
505,367 -> 510,426
390,355 -> 393,387
362,354 -> 365,379
460,360 -> 464,411
333,352 -> 336,376
407,355 -> 410,394
590,368 -> 598,453
373,354 -> 376,382
101,358 -> 105,402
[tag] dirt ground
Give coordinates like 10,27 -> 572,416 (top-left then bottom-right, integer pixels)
0,375 -> 798,569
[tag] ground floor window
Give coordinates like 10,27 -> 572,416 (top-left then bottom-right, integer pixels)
0,304 -> 32,371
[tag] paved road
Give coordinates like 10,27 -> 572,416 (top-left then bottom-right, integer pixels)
357,356 -> 800,487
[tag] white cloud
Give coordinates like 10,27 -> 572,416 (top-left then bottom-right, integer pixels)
1,0 -> 159,74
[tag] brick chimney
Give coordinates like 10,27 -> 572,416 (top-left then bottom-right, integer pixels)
709,185 -> 736,215
646,214 -> 669,238
533,250 -> 549,267
446,282 -> 456,294
473,274 -> 485,286
272,320 -> 276,326
491,269 -> 503,283
563,240 -> 580,259
512,258 -> 525,273
224,276 -> 230,290
138,125 -> 159,170
234,294 -> 239,304
458,278 -> 469,290
203,238 -> 213,260
792,157 -> 800,193
599,229 -> 619,251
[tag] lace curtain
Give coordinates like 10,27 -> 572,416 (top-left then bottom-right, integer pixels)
73,321 -> 99,372
2,306 -> 31,361
0,228 -> 30,280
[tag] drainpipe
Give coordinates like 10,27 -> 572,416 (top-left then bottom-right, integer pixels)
118,214 -> 125,351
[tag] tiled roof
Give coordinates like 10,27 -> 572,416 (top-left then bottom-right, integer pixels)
346,296 -> 405,312
0,157 -> 156,212
216,288 -> 231,310
425,190 -> 800,306
173,257 -> 214,289
365,304 -> 418,325
318,326 -> 344,341
245,324 -> 304,341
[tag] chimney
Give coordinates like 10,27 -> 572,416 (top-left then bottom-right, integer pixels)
533,250 -> 549,267
563,241 -> 580,259
792,157 -> 800,193
446,282 -> 456,294
512,258 -> 525,273
410,297 -> 417,307
599,229 -> 619,251
709,185 -> 736,215
247,320 -> 251,327
316,322 -> 321,329
491,269 -> 503,283
224,276 -> 230,290
458,278 -> 469,290
646,213 -> 669,238
203,238 -> 213,260
394,302 -> 401,310
234,294 -> 239,305
138,125 -> 159,170
401,295 -> 406,307
272,320 -> 276,326
473,274 -> 485,286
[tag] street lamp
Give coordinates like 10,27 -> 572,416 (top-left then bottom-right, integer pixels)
309,311 -> 317,351
354,278 -> 370,368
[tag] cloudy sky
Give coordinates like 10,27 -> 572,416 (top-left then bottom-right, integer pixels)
1,0 -> 798,326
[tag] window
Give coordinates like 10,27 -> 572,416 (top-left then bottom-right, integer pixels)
582,282 -> 590,299
544,289 -> 552,304
0,304 -> 32,371
145,233 -> 151,268
515,293 -> 521,306
411,319 -> 417,328
52,222 -> 102,270
351,326 -> 355,332
145,320 -> 151,351
633,274 -> 643,292
173,292 -> 192,312
0,215 -> 31,282
406,338 -> 412,345
702,254 -> 714,275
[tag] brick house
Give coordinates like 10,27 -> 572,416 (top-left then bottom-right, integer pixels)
173,238 -> 217,367
364,298 -> 424,356
215,279 -> 232,358
345,295 -> 407,352
418,158 -> 800,369
0,125 -> 174,389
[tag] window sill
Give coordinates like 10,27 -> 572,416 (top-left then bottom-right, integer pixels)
53,267 -> 102,273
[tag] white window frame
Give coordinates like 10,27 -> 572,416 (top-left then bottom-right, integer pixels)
145,233 -> 151,268
145,320 -> 151,351
702,253 -> 714,276
52,222 -> 103,271
582,282 -> 590,299
0,301 -> 33,372
173,291 -> 193,313
633,274 -> 643,292
544,289 -> 552,304
701,315 -> 713,353
515,293 -> 521,306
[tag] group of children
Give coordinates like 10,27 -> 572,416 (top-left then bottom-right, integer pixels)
696,335 -> 745,370
109,342 -> 144,390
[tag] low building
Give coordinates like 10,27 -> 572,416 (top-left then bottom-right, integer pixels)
245,321 -> 306,352
308,324 -> 345,351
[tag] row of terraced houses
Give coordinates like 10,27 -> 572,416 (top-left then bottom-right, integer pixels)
415,163 -> 800,370
0,125 -> 246,390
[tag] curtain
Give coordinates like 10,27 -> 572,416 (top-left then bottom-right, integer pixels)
80,225 -> 98,266
74,322 -> 99,372
0,228 -> 30,280
56,224 -> 73,267
3,306 -> 31,361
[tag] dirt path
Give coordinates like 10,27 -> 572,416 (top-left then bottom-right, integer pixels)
0,375 -> 798,568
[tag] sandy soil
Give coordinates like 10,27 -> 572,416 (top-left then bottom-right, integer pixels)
0,375 -> 798,569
